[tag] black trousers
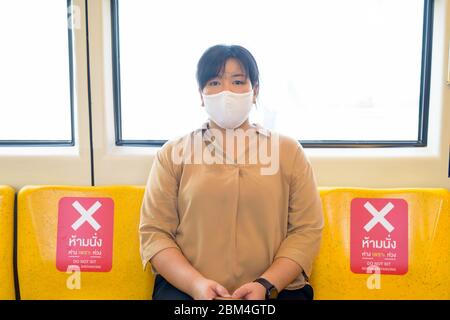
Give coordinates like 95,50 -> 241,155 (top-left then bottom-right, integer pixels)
152,274 -> 314,300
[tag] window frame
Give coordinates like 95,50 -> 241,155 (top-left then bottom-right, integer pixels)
110,0 -> 434,148
0,0 -> 76,147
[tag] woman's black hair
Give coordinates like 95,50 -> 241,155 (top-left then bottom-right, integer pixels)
196,44 -> 260,91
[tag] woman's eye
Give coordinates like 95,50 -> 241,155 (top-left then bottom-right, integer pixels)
233,80 -> 245,85
208,81 -> 220,86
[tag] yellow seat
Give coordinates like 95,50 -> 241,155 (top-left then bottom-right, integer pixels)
0,185 -> 15,300
312,187 -> 450,299
16,185 -> 450,299
17,185 -> 154,299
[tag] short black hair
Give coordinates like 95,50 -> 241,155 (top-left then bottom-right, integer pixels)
196,44 -> 260,91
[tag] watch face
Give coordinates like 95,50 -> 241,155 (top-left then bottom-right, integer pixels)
268,287 -> 278,299
254,278 -> 278,299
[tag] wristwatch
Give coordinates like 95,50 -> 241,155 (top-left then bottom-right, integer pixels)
253,278 -> 279,299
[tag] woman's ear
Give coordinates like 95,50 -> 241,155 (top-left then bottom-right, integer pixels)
253,85 -> 259,104
199,89 -> 204,107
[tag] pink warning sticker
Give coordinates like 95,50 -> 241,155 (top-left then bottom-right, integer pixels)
56,197 -> 114,272
350,198 -> 408,275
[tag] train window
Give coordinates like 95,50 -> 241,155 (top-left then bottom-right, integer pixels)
0,0 -> 74,146
111,0 -> 433,148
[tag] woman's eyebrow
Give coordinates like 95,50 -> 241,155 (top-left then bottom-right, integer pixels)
218,72 -> 246,78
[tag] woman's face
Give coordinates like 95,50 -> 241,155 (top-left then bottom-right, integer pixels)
200,58 -> 258,105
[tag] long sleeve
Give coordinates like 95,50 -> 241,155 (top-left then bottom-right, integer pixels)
139,147 -> 181,271
274,143 -> 324,279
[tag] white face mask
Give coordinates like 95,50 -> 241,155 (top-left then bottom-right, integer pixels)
202,90 -> 254,129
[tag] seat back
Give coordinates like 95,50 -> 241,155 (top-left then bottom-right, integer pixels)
0,185 -> 15,300
15,185 -> 450,299
312,187 -> 450,299
17,185 -> 154,299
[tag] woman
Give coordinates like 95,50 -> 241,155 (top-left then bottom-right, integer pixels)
139,44 -> 324,300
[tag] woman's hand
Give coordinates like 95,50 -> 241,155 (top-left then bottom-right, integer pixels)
231,282 -> 266,300
191,278 -> 231,300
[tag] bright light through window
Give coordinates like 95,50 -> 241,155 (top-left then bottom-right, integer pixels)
0,0 -> 72,141
116,0 -> 424,142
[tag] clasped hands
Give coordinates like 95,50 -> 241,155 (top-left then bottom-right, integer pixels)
191,277 -> 267,300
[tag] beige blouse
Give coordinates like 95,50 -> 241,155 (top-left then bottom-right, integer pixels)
139,122 -> 324,293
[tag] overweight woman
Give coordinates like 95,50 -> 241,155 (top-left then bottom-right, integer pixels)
139,44 -> 324,300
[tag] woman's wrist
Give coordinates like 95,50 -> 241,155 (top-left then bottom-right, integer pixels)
260,257 -> 303,292
187,273 -> 208,297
